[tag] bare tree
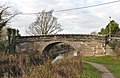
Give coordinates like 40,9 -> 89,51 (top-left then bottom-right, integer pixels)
26,10 -> 63,35
0,4 -> 18,40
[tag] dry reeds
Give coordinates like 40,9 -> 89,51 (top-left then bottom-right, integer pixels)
25,56 -> 83,78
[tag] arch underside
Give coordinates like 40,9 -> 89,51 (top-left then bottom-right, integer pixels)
42,42 -> 76,59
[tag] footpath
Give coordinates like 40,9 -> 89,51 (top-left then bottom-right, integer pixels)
84,61 -> 115,78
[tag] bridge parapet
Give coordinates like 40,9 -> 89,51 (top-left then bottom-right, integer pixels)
15,34 -> 105,43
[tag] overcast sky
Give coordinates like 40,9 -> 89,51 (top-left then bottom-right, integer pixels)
1,0 -> 120,35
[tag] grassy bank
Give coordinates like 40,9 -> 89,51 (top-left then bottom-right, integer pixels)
0,54 -> 102,78
83,56 -> 120,78
24,56 -> 82,78
25,56 -> 101,78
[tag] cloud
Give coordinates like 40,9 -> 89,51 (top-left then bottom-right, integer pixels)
1,0 -> 120,35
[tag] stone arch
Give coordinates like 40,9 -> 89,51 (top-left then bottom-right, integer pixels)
42,41 -> 76,59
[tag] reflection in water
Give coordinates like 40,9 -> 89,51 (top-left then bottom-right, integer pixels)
52,54 -> 63,63
52,51 -> 78,63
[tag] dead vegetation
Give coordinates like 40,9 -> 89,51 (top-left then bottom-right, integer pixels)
25,56 -> 83,78
0,51 -> 83,78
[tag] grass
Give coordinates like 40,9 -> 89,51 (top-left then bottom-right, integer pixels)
83,56 -> 120,78
82,63 -> 102,78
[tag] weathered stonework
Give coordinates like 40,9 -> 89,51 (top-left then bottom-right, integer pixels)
15,34 -> 114,56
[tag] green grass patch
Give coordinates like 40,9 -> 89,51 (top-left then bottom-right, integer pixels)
83,56 -> 120,78
82,63 -> 102,78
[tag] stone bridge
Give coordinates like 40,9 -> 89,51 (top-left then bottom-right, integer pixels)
15,34 -> 113,56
